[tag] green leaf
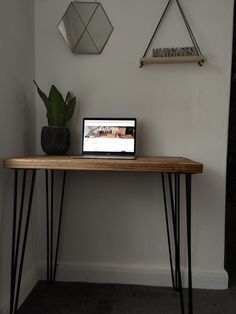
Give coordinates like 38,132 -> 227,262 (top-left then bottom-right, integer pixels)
48,85 -> 66,126
49,85 -> 65,104
65,97 -> 76,122
34,81 -> 75,127
46,112 -> 53,126
65,92 -> 71,105
33,80 -> 50,111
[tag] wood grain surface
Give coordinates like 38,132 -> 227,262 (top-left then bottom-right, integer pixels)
3,156 -> 203,173
140,55 -> 206,65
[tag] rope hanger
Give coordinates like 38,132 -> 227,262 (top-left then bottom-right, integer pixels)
140,0 -> 204,67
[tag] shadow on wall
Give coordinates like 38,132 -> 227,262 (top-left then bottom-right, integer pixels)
0,169 -> 14,308
17,87 -> 36,154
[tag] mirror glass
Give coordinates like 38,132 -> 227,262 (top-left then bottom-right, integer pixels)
58,2 -> 114,54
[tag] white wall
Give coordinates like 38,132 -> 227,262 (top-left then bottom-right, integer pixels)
35,0 -> 234,289
0,1 -> 36,313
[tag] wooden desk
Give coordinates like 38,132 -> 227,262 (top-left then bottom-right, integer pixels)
4,156 -> 203,314
4,156 -> 203,172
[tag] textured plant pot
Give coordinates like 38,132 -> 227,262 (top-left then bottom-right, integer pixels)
41,126 -> 70,155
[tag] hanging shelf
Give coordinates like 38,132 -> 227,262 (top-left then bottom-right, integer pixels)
139,0 -> 206,67
140,55 -> 206,65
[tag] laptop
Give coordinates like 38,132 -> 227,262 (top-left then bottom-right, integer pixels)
79,118 -> 137,159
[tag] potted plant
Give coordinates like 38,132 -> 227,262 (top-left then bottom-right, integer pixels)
34,81 -> 76,155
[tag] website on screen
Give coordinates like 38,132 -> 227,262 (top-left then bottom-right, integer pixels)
83,119 -> 136,153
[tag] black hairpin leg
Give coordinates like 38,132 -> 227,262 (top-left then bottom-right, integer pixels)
10,169 -> 36,314
45,170 -> 66,283
186,174 -> 193,314
175,174 -> 182,293
167,173 -> 178,290
161,173 -> 185,314
162,172 -> 192,314
161,173 -> 175,288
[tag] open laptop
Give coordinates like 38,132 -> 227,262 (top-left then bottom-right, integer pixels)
80,118 -> 136,159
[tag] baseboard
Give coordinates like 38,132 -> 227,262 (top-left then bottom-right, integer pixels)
0,261 -> 228,314
0,266 -> 38,314
38,261 -> 228,290
0,261 -> 227,314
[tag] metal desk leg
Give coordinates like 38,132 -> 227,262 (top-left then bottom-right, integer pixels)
10,169 -> 36,314
45,170 -> 66,283
186,174 -> 193,314
162,172 -> 193,314
161,173 -> 185,313
161,173 -> 175,288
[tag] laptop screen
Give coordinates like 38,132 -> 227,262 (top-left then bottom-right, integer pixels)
82,118 -> 136,156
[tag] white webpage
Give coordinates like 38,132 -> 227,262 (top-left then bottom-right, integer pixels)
83,119 -> 135,153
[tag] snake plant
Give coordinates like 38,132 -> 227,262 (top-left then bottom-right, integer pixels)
34,81 -> 76,127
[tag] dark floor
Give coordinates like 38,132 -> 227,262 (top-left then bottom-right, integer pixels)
17,281 -> 236,314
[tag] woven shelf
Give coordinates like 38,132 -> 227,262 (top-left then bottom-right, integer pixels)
140,55 -> 206,66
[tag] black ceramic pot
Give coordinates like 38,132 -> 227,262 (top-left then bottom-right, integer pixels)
41,126 -> 70,155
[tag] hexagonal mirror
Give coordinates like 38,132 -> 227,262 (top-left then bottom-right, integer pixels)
58,1 -> 114,54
